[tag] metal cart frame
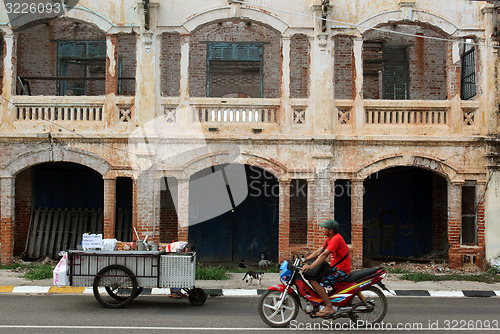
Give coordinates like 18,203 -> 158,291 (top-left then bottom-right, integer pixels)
68,250 -> 206,308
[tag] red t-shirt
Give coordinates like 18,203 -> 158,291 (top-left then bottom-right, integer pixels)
322,233 -> 350,274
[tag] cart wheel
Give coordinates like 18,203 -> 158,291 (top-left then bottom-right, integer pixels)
107,286 -> 143,300
93,265 -> 138,308
188,288 -> 207,306
133,287 -> 144,299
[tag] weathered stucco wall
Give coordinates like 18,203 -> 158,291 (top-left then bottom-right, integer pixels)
485,171 -> 500,264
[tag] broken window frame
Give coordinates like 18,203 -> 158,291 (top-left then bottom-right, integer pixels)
206,42 -> 264,98
461,181 -> 477,245
57,40 -> 106,96
460,40 -> 477,101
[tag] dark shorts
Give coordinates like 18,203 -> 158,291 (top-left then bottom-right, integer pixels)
320,266 -> 348,287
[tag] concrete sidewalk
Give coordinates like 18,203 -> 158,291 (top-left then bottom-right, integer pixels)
1,270 -> 499,297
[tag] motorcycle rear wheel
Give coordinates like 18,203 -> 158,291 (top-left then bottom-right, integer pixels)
348,286 -> 387,326
258,290 -> 299,328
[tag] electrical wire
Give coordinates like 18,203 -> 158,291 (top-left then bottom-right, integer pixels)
233,0 -> 500,49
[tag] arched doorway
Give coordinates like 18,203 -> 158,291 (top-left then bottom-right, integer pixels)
16,162 -> 104,259
363,167 -> 448,259
188,164 -> 279,263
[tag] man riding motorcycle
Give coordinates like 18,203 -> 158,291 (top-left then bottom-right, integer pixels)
302,219 -> 351,317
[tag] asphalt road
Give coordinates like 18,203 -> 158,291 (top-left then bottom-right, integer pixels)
0,295 -> 498,333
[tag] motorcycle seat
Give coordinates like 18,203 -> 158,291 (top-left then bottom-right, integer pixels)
341,268 -> 378,283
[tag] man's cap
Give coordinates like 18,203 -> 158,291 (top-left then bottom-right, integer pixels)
319,219 -> 339,232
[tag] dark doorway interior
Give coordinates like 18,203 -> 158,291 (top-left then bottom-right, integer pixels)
363,167 -> 447,259
115,177 -> 133,241
189,165 -> 279,264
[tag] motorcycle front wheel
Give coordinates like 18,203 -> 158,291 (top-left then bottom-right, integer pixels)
348,286 -> 387,326
258,290 -> 299,328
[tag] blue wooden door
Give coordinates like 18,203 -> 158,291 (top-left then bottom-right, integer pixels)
363,167 -> 434,258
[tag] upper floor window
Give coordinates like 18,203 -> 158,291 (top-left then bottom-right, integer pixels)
382,46 -> 409,100
57,40 -> 106,96
206,42 -> 263,98
461,40 -> 476,100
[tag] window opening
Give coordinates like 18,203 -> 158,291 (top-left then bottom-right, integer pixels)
461,182 -> 477,244
57,40 -> 106,96
382,46 -> 409,100
461,39 -> 476,100
206,42 -> 263,98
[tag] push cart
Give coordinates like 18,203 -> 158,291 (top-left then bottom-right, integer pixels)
68,250 -> 206,308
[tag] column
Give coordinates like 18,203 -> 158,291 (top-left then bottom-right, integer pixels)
134,170 -> 155,241
0,177 -> 15,265
281,36 -> 292,129
313,157 -> 333,249
447,41 -> 461,134
1,32 -> 16,126
353,37 -> 364,130
350,179 -> 364,267
103,177 -> 116,239
178,34 -> 191,128
152,176 -> 162,244
307,178 -> 317,250
482,4 -> 498,134
177,178 -> 189,242
278,178 -> 291,262
448,181 -> 463,268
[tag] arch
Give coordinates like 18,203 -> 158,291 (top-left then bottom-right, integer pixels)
356,154 -> 458,181
182,5 -> 289,34
356,9 -> 458,37
3,146 -> 111,177
181,151 -> 287,180
8,6 -> 114,32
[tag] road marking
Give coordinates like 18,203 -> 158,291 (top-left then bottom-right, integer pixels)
0,325 -> 290,331
223,289 -> 257,296
48,286 -> 85,294
428,290 -> 464,297
11,286 -> 50,293
0,286 -> 14,293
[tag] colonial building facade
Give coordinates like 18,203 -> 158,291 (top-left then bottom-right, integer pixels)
0,0 -> 499,268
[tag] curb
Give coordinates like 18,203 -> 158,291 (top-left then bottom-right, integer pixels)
0,286 -> 499,297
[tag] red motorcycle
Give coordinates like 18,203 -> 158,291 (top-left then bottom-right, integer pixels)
258,257 -> 390,328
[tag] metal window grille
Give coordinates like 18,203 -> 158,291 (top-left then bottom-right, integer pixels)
461,46 -> 476,100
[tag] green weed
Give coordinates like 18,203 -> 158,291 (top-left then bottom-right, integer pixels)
400,272 -> 500,283
22,264 -> 54,280
195,265 -> 230,280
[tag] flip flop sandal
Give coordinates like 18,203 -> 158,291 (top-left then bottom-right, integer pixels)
316,309 -> 335,317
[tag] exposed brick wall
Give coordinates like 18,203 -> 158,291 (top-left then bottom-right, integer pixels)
160,177 -> 178,243
117,34 -> 137,96
432,174 -> 448,252
290,34 -> 310,98
363,24 -> 447,100
334,35 -> 353,99
209,71 -> 261,98
289,179 -> 307,244
14,168 -> 31,256
189,21 -> 280,98
160,33 -> 181,97
17,18 -> 105,96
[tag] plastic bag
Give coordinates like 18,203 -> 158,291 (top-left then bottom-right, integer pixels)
53,251 -> 69,286
166,241 -> 188,252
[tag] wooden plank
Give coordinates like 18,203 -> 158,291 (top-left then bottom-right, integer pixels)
26,209 -> 41,258
55,209 -> 66,255
47,210 -> 60,258
75,209 -> 85,246
61,209 -> 71,252
97,209 -> 104,234
33,209 -> 48,259
116,208 -> 124,241
40,209 -> 53,258
70,210 -> 79,249
90,209 -> 97,233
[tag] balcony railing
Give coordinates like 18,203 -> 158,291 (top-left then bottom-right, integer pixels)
189,98 -> 280,124
363,100 -> 450,126
13,96 -> 106,123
